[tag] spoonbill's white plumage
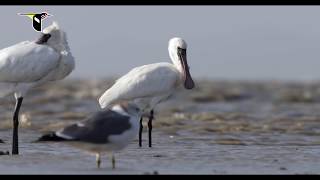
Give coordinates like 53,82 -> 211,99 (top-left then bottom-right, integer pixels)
37,102 -> 142,169
99,37 -> 194,147
0,21 -> 75,154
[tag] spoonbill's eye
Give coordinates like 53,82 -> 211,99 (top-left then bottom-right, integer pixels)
177,47 -> 186,55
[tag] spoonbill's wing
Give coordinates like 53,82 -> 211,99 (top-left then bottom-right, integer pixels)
0,41 -> 60,82
99,62 -> 179,108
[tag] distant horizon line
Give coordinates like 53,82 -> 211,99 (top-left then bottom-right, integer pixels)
64,75 -> 320,83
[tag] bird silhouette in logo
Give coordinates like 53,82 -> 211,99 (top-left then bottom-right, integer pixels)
18,12 -> 52,32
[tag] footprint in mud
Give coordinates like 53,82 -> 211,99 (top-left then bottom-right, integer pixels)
279,167 -> 287,171
143,171 -> 159,175
153,154 -> 165,158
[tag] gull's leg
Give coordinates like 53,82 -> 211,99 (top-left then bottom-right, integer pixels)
139,117 -> 143,147
112,153 -> 115,169
12,97 -> 23,155
148,110 -> 154,148
96,153 -> 101,168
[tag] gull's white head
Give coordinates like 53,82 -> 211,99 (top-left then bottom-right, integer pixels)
112,102 -> 142,117
168,37 -> 195,89
36,21 -> 69,52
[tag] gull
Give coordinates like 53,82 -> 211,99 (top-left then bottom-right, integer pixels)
37,102 -> 142,169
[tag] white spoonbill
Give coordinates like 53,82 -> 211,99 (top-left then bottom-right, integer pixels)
0,21 -> 75,155
37,102 -> 142,169
99,37 -> 195,147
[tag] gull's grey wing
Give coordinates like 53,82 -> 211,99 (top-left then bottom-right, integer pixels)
56,110 -> 131,144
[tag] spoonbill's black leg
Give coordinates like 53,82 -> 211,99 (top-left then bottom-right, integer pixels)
148,110 -> 154,148
12,97 -> 23,155
139,117 -> 143,147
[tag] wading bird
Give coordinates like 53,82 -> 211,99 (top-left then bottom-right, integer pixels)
0,21 -> 75,155
37,102 -> 141,169
99,37 -> 195,148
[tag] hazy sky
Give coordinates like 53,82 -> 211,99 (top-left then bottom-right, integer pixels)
0,6 -> 320,81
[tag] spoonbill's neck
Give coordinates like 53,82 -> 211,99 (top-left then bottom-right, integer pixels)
49,44 -> 67,53
48,32 -> 70,53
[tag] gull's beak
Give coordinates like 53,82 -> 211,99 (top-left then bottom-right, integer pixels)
178,48 -> 195,89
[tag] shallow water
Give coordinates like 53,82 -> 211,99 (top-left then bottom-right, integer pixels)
1,79 -> 320,174
1,130 -> 320,174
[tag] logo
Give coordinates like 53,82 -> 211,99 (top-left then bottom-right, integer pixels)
18,12 -> 52,32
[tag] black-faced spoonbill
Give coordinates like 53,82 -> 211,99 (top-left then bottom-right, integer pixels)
0,21 -> 75,155
37,102 -> 141,169
98,37 -> 195,148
